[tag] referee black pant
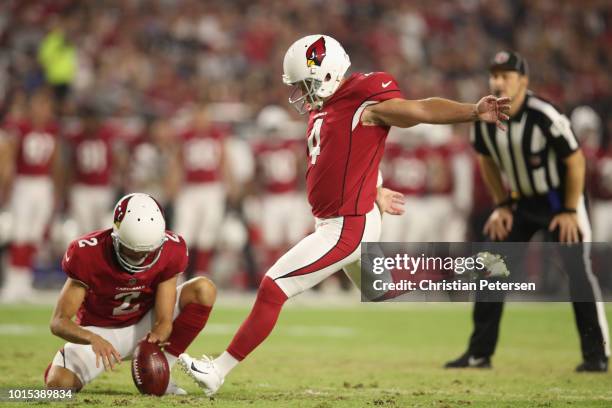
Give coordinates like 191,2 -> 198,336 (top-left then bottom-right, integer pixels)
467,195 -> 610,363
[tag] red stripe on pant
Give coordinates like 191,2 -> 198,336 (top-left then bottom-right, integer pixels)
227,214 -> 366,361
274,214 -> 366,281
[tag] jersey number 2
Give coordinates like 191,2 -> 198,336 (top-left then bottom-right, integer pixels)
112,291 -> 141,316
307,118 -> 323,165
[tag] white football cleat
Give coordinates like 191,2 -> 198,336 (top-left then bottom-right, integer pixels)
178,353 -> 224,396
478,251 -> 510,278
165,379 -> 187,395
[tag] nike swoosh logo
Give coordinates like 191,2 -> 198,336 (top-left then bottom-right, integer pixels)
468,356 -> 485,366
382,81 -> 392,88
191,362 -> 209,374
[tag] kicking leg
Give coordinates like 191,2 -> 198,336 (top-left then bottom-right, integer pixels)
180,210 -> 379,395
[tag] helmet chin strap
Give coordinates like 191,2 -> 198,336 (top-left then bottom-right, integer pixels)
124,254 -> 147,266
116,248 -> 164,274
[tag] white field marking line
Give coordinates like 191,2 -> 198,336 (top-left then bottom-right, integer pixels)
0,324 -> 46,335
0,323 -> 356,338
204,324 -> 356,338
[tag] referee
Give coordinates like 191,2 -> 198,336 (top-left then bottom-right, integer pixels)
445,51 -> 610,372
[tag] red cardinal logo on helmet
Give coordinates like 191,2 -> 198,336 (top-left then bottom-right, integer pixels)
306,37 -> 326,67
113,195 -> 133,228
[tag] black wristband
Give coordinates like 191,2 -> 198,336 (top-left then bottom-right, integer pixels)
560,207 -> 577,214
495,197 -> 515,209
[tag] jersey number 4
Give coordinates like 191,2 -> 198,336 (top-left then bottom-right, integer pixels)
307,118 -> 323,165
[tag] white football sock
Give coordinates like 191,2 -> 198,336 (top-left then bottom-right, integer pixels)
214,351 -> 239,377
164,352 -> 178,369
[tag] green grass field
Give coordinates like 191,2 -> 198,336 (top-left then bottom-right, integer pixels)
1,302 -> 612,407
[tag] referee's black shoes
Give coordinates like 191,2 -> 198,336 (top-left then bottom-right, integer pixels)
575,359 -> 608,373
445,354 -> 608,371
444,352 -> 492,369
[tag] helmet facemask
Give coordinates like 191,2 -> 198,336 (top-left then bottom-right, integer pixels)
111,232 -> 167,274
287,78 -> 324,114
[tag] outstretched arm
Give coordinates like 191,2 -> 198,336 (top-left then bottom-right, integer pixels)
362,96 -> 511,130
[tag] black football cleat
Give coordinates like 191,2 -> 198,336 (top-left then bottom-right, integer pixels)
444,352 -> 492,369
575,360 -> 608,373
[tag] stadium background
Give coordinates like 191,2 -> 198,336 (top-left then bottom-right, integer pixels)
0,1 -> 612,406
1,0 -> 611,293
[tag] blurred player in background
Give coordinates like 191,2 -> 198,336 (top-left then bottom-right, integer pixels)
592,143 -> 612,244
572,106 -> 612,291
382,124 -> 472,242
65,106 -> 116,235
0,89 -> 60,302
173,105 -> 230,278
44,193 -> 215,394
380,127 -> 428,241
252,105 -> 308,274
571,106 -> 612,243
179,34 -> 510,396
220,125 -> 259,289
128,117 -> 181,213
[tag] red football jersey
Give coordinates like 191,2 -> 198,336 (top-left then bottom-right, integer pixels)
69,126 -> 114,186
593,149 -> 612,200
180,127 -> 225,183
61,229 -> 188,328
423,144 -> 455,195
383,142 -> 428,196
4,119 -> 58,176
253,139 -> 300,194
305,72 -> 403,217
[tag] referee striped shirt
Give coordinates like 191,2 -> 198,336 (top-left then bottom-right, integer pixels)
471,91 -> 579,200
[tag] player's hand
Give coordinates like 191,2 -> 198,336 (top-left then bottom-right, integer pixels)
90,334 -> 122,371
549,212 -> 581,244
376,187 -> 405,216
147,322 -> 173,346
483,207 -> 513,241
476,95 -> 511,131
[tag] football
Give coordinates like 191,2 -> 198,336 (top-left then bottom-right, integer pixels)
131,340 -> 169,396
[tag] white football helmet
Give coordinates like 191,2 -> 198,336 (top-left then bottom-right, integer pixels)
256,105 -> 290,135
570,105 -> 602,148
111,193 -> 167,273
282,34 -> 351,114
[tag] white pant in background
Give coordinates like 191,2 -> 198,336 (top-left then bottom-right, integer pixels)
173,183 -> 225,249
260,193 -> 310,247
70,184 -> 114,235
10,176 -> 54,244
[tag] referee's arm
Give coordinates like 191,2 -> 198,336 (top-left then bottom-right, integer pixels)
549,149 -> 585,243
471,123 -> 513,241
477,154 -> 514,241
